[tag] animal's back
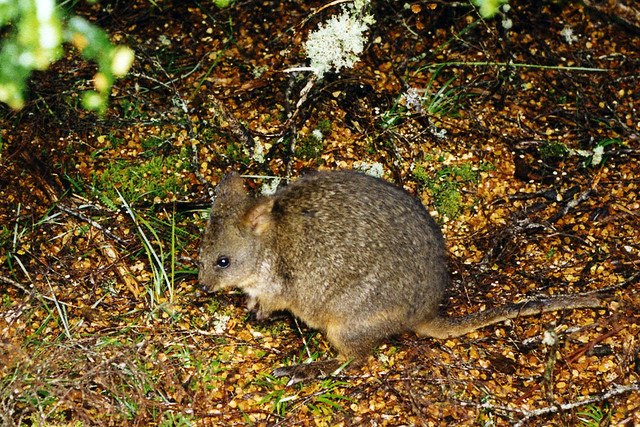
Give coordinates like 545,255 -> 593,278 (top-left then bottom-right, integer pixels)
269,170 -> 449,335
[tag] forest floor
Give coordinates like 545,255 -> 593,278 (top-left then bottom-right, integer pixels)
1,0 -> 639,425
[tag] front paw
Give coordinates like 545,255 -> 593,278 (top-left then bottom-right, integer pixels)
272,360 -> 343,385
246,298 -> 271,321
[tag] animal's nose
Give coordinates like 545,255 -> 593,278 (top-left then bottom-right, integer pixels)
195,284 -> 208,298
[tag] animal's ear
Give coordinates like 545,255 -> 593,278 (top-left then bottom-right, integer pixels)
241,198 -> 275,236
215,172 -> 245,198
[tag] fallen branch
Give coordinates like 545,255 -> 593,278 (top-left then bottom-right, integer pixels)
58,203 -> 141,298
453,382 -> 639,426
597,271 -> 640,294
516,322 -> 625,404
0,274 -> 74,307
582,0 -> 640,34
513,383 -> 640,427
0,274 -> 33,296
548,188 -> 594,223
207,95 -> 255,150
57,203 -> 127,246
252,69 -> 318,139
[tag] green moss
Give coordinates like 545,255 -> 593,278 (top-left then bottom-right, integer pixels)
433,181 -> 463,219
317,119 -> 332,134
413,162 -> 484,219
224,140 -> 251,165
539,142 -> 569,160
94,149 -> 191,205
296,134 -> 324,160
141,136 -> 163,152
296,122 -> 331,160
412,164 -> 430,183
205,299 -> 221,315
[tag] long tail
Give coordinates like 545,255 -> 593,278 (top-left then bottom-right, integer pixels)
416,293 -> 602,339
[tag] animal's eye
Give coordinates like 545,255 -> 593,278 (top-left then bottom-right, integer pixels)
216,256 -> 230,268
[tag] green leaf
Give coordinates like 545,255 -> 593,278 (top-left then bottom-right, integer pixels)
472,0 -> 508,18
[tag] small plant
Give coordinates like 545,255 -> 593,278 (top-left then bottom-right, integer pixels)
296,129 -> 325,160
382,69 -> 467,131
379,94 -> 408,129
306,378 -> 353,417
94,148 -> 192,206
213,0 -> 235,8
205,298 -> 221,315
158,412 -> 194,427
0,224 -> 10,247
0,0 -> 134,112
422,71 -> 462,116
140,136 -> 175,156
317,119 -> 332,134
472,0 -> 509,18
413,162 -> 481,219
120,98 -> 148,121
224,140 -> 251,165
257,388 -> 298,416
97,158 -> 179,204
433,182 -> 462,219
253,370 -> 352,419
116,196 -> 195,307
577,404 -> 610,427
539,142 -> 569,160
411,163 -> 430,183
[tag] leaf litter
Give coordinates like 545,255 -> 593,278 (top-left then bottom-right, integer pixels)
0,0 -> 639,425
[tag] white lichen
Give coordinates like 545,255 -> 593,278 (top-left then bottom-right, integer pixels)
560,26 -> 577,45
355,161 -> 384,178
304,2 -> 373,78
212,312 -> 231,334
403,87 -> 424,113
591,144 -> 604,165
311,128 -> 324,141
261,177 -> 281,196
542,330 -> 557,346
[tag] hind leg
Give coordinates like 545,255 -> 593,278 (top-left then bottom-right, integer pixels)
272,321 -> 379,385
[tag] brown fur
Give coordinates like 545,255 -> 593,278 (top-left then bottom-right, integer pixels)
198,170 -> 601,384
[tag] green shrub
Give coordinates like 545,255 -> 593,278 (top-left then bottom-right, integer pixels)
0,0 -> 133,112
